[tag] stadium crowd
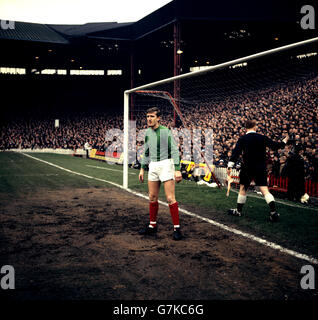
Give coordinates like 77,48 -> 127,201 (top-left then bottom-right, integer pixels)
0,75 -> 317,181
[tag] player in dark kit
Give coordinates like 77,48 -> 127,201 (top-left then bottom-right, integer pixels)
227,120 -> 289,222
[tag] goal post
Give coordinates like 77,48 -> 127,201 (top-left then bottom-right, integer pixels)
123,36 -> 318,189
123,91 -> 129,189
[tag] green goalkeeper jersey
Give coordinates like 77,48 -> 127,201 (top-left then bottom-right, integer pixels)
141,125 -> 181,171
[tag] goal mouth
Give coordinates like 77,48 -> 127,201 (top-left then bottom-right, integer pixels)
135,90 -> 185,125
135,89 -> 222,188
123,37 -> 318,190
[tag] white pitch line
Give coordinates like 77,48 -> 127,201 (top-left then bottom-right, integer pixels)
86,164 -> 136,175
20,152 -> 318,265
0,174 -> 59,177
20,153 -> 120,188
230,189 -> 318,211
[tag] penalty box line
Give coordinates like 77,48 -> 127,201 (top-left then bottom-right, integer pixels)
20,152 -> 318,265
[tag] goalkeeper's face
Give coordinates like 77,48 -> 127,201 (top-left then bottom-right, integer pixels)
146,112 -> 160,129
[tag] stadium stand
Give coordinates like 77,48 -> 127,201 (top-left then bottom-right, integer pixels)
0,0 -> 316,200
1,73 -> 317,185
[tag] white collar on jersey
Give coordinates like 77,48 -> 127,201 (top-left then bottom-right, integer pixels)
246,130 -> 256,134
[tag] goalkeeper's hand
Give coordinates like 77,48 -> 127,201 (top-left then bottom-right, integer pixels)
139,168 -> 144,183
175,170 -> 182,183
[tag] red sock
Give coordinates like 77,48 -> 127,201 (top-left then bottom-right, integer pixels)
169,202 -> 180,228
149,201 -> 158,226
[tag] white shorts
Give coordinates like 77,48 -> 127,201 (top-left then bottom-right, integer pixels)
148,159 -> 175,182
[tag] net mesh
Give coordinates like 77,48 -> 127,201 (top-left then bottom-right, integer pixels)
126,39 -> 318,187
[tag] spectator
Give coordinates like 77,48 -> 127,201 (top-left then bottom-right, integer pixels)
284,146 -> 306,202
0,73 -> 317,181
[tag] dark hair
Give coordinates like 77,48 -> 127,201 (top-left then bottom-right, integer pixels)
146,107 -> 161,117
245,120 -> 257,129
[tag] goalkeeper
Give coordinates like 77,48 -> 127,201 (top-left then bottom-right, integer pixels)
227,120 -> 289,222
138,107 -> 183,240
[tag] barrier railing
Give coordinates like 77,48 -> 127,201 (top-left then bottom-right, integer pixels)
212,165 -> 318,197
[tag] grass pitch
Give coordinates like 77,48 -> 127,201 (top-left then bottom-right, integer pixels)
1,151 -> 317,259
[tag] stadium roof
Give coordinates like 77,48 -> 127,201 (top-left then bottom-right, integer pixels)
0,21 -> 135,43
87,0 -> 304,41
0,21 -> 69,44
48,22 -> 133,38
0,0 -> 317,77
0,0 -> 310,43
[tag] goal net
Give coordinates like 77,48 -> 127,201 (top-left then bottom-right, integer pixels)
123,37 -> 318,189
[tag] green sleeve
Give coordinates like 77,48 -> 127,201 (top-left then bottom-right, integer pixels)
141,134 -> 149,169
168,130 -> 181,171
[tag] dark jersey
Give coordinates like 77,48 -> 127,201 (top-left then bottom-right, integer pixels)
229,132 -> 286,170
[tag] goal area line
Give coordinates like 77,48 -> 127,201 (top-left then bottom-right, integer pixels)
20,152 -> 318,265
